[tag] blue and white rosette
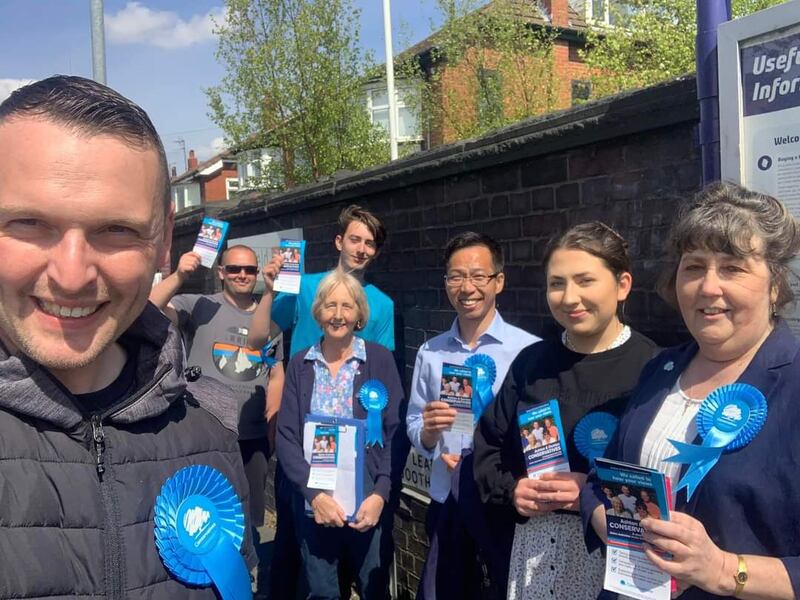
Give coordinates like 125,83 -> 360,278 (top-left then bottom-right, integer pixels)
664,383 -> 767,500
154,465 -> 251,600
359,379 -> 389,447
574,411 -> 619,465
464,354 -> 497,422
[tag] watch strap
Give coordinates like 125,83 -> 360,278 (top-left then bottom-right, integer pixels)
734,554 -> 748,596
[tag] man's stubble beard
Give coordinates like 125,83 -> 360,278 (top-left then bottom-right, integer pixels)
0,310 -> 119,370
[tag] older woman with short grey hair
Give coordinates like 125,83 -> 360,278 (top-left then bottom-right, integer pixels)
582,182 -> 800,599
276,270 -> 405,599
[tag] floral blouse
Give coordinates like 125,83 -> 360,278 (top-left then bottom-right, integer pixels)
306,336 -> 366,418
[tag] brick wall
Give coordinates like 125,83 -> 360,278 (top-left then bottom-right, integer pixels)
171,76 -> 701,598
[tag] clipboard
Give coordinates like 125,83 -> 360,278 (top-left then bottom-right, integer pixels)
303,414 -> 365,521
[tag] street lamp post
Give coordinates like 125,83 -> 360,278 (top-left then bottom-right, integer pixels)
383,0 -> 399,160
90,0 -> 107,84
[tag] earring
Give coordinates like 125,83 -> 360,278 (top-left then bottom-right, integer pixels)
771,303 -> 778,318
355,320 -> 363,330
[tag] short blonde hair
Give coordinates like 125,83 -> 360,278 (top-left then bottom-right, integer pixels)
311,270 -> 370,330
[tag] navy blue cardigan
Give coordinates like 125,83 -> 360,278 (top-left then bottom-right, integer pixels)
276,339 -> 407,505
581,321 -> 800,599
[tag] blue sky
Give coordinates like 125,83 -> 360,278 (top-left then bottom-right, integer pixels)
0,0 -> 443,172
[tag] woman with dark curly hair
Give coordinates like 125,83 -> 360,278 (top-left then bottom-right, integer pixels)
582,182 -> 800,599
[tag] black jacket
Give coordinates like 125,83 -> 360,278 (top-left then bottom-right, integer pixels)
0,303 -> 256,599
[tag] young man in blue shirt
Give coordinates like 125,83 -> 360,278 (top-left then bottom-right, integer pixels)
406,232 -> 539,598
249,204 -> 394,357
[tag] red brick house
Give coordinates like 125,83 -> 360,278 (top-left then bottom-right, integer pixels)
369,0 -> 601,149
170,149 -> 240,212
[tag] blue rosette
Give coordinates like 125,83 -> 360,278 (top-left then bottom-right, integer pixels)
260,336 -> 280,367
573,411 -> 619,465
696,383 -> 767,450
464,354 -> 497,422
154,465 -> 252,600
358,380 -> 389,447
665,383 -> 767,500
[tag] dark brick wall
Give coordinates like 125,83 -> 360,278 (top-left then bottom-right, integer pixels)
170,76 -> 701,598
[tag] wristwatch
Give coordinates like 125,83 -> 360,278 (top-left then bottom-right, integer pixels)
733,554 -> 748,596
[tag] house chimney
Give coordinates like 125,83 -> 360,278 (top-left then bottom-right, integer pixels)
187,149 -> 198,170
542,0 -> 569,28
171,165 -> 177,177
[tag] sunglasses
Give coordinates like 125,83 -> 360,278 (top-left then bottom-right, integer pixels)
223,265 -> 259,275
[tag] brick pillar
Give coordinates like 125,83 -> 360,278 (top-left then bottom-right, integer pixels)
542,0 -> 570,28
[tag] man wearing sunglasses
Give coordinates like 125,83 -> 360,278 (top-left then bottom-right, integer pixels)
150,244 -> 285,569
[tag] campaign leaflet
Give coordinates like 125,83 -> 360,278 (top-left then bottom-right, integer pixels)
518,400 -> 570,478
303,416 -> 364,520
307,424 -> 339,491
595,457 -> 673,600
439,363 -> 475,436
271,239 -> 305,294
192,216 -> 229,268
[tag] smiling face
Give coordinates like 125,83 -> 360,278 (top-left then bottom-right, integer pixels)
0,117 -> 170,371
676,245 -> 775,361
546,248 -> 631,350
218,247 -> 258,299
336,221 -> 377,273
445,245 -> 504,327
318,282 -> 359,343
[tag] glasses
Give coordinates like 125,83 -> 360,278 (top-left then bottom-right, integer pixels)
223,265 -> 259,275
444,272 -> 500,287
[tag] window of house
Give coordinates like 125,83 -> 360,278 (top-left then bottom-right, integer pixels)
571,79 -> 592,105
237,151 -> 262,188
237,148 -> 283,190
477,67 -> 503,128
573,0 -> 637,27
568,41 -> 585,63
365,86 -> 422,142
225,177 -> 239,199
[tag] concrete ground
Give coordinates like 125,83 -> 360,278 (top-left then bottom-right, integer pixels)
251,512 -> 276,598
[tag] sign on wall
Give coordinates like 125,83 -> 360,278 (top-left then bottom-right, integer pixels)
719,1 -> 800,333
402,448 -> 432,502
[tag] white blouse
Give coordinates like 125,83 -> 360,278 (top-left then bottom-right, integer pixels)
639,378 -> 703,503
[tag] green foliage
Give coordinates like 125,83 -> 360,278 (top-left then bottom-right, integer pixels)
397,0 -> 558,143
583,0 -> 787,99
207,0 -> 389,190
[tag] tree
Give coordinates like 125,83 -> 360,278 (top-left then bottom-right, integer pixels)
582,0 -> 787,99
207,0 -> 388,190
397,0 -> 558,144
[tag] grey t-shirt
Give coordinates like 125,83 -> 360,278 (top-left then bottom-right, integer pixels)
171,292 -> 283,440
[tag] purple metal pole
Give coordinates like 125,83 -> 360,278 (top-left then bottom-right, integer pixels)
696,0 -> 732,184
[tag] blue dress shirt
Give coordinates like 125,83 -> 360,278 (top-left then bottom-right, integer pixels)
406,311 -> 540,503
